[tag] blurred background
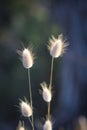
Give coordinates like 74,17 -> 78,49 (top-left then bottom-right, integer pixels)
0,0 -> 87,130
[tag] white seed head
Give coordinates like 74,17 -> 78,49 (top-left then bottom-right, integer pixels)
17,47 -> 34,69
19,127 -> 25,130
18,125 -> 25,130
78,116 -> 87,130
40,82 -> 52,102
43,119 -> 52,130
17,121 -> 26,130
48,34 -> 68,58
20,100 -> 32,117
22,48 -> 34,68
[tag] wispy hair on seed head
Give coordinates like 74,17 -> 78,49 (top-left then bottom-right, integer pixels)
17,42 -> 35,60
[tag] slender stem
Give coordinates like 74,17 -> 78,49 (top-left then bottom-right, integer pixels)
28,117 -> 33,127
49,57 -> 54,90
47,102 -> 50,118
28,69 -> 32,105
47,57 -> 54,118
28,69 -> 34,130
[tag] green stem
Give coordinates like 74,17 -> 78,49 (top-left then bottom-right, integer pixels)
28,69 -> 34,130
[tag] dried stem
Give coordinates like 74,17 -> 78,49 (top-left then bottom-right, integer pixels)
28,117 -> 33,127
48,57 -> 54,118
28,69 -> 34,130
49,57 -> 54,90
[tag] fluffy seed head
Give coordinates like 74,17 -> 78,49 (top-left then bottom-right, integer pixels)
17,121 -> 26,130
17,47 -> 34,69
78,116 -> 87,130
19,127 -> 25,130
22,48 -> 34,68
48,34 -> 68,58
40,82 -> 52,102
43,119 -> 52,130
20,100 -> 32,117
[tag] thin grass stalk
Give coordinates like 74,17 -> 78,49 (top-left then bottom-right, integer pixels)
28,117 -> 33,127
28,69 -> 34,130
49,57 -> 54,90
48,57 -> 54,118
